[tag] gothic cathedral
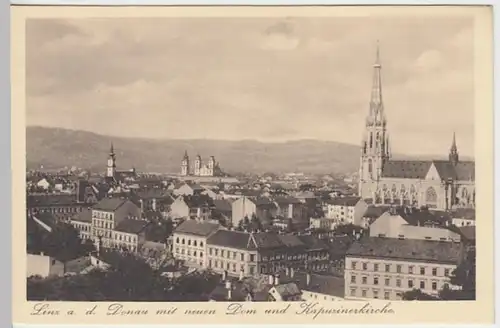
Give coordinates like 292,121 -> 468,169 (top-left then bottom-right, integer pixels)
358,44 -> 475,211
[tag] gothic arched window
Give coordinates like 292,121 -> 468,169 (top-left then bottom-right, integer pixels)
368,159 -> 373,178
382,184 -> 387,191
369,133 -> 373,148
410,185 -> 416,195
391,184 -> 397,193
400,184 -> 406,193
425,187 -> 438,208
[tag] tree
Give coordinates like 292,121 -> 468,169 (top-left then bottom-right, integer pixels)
402,289 -> 439,301
249,214 -> 263,232
439,249 -> 476,300
27,250 -> 221,301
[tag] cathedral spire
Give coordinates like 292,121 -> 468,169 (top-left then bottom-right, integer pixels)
183,150 -> 189,159
367,40 -> 386,126
449,132 -> 459,165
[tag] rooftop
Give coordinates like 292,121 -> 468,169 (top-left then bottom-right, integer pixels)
346,237 -> 462,264
174,219 -> 220,237
114,218 -> 149,234
92,198 -> 129,212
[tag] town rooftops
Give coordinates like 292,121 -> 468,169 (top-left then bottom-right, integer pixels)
451,208 -> 476,220
27,194 -> 78,207
92,197 -> 129,212
280,271 -> 345,298
174,219 -> 220,237
346,237 -> 462,264
114,218 -> 149,234
362,205 -> 390,218
457,226 -> 475,242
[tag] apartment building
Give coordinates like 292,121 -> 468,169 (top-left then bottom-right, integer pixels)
344,237 -> 462,300
172,219 -> 220,268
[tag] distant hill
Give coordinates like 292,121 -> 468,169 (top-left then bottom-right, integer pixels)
26,126 -> 469,175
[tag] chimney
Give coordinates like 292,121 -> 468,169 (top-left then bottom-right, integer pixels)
274,274 -> 280,285
268,274 -> 274,285
40,251 -> 45,256
239,269 -> 244,281
222,270 -> 228,281
290,267 -> 295,278
306,272 -> 311,286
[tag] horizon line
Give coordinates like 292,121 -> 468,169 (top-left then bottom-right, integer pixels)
26,124 -> 475,159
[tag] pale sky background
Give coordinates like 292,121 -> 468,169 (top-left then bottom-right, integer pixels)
26,16 -> 475,157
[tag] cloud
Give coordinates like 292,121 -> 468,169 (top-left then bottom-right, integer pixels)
26,16 -> 475,157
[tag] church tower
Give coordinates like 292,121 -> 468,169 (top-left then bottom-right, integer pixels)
359,42 -> 390,195
181,150 -> 190,176
194,154 -> 202,176
449,132 -> 459,166
106,143 -> 116,178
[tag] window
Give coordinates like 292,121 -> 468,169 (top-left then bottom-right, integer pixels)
200,252 -> 203,257
385,264 -> 391,272
444,269 -> 450,276
362,263 -> 368,270
408,280 -> 413,288
420,281 -> 425,289
215,249 -> 219,256
351,261 -> 357,270
432,282 -> 437,290
200,242 -> 204,247
193,240 -> 197,246
182,238 -> 185,245
384,291 -> 390,300
444,283 -> 449,290
398,235 -> 405,240
208,260 -> 212,267
361,290 -> 367,297
221,250 -> 225,257
240,253 -> 244,261
209,248 -> 213,255
385,278 -> 390,286
374,277 -> 379,285
408,266 -> 414,274
188,240 -> 191,246
373,290 -> 379,299
420,267 -> 425,275
250,254 -> 255,262
396,265 -> 402,273
396,279 -> 401,287
351,275 -> 356,284
362,277 -> 367,284
193,251 -> 197,257
432,268 -> 437,276
350,288 -> 356,296
374,264 -> 379,272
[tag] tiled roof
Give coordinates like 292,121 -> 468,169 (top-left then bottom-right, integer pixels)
363,205 -> 390,218
92,198 -> 128,212
72,208 -> 92,223
381,160 -> 432,179
346,237 -> 462,264
27,194 -> 78,207
114,219 -> 149,234
136,189 -> 171,200
251,232 -> 284,249
457,226 -> 475,241
213,199 -> 232,213
273,196 -> 302,205
454,161 -> 475,181
297,234 -> 329,251
207,230 -> 251,250
326,196 -> 361,207
181,195 -> 214,208
276,234 -> 306,248
398,208 -> 450,226
174,219 -> 220,237
283,272 -> 344,297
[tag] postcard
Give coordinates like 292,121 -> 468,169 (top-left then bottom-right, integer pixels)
11,4 -> 494,325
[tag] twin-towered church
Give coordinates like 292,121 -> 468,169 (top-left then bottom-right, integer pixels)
180,151 -> 223,177
358,46 -> 475,211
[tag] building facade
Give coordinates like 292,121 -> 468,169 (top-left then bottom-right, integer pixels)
357,45 -> 475,211
344,237 -> 461,300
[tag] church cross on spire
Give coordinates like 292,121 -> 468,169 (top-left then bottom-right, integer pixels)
110,142 -> 115,155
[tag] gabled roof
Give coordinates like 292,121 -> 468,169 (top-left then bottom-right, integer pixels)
363,205 -> 390,218
280,272 -> 344,297
250,232 -> 284,249
174,219 -> 220,237
457,226 -> 475,241
92,198 -> 129,212
273,196 -> 301,205
213,199 -> 232,213
346,237 -> 462,264
272,283 -> 301,299
114,219 -> 149,234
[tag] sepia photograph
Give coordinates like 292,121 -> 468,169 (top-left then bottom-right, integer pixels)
11,4 -> 494,325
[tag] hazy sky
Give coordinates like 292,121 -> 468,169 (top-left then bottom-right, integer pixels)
26,16 -> 475,157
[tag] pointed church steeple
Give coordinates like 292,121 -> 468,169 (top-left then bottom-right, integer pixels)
110,142 -> 115,156
449,132 -> 459,165
367,40 -> 386,127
